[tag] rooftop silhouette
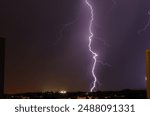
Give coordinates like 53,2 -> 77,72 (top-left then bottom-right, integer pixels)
5,89 -> 146,99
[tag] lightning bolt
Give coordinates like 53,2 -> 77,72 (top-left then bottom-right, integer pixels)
54,16 -> 80,45
85,0 -> 98,92
138,10 -> 150,34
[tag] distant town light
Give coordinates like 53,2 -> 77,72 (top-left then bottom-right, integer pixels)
59,90 -> 67,94
145,76 -> 147,81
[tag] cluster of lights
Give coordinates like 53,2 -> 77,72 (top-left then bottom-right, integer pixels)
59,90 -> 67,94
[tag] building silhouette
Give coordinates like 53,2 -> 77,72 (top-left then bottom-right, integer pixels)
146,50 -> 150,99
0,37 -> 5,98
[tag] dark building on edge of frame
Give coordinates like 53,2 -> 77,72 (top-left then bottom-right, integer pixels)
0,37 -> 5,98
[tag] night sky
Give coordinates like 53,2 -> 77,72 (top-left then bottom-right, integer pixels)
0,0 -> 150,94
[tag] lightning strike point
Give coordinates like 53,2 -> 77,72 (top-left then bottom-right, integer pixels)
85,0 -> 98,92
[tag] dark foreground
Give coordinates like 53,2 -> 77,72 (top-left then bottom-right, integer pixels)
5,89 -> 146,99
